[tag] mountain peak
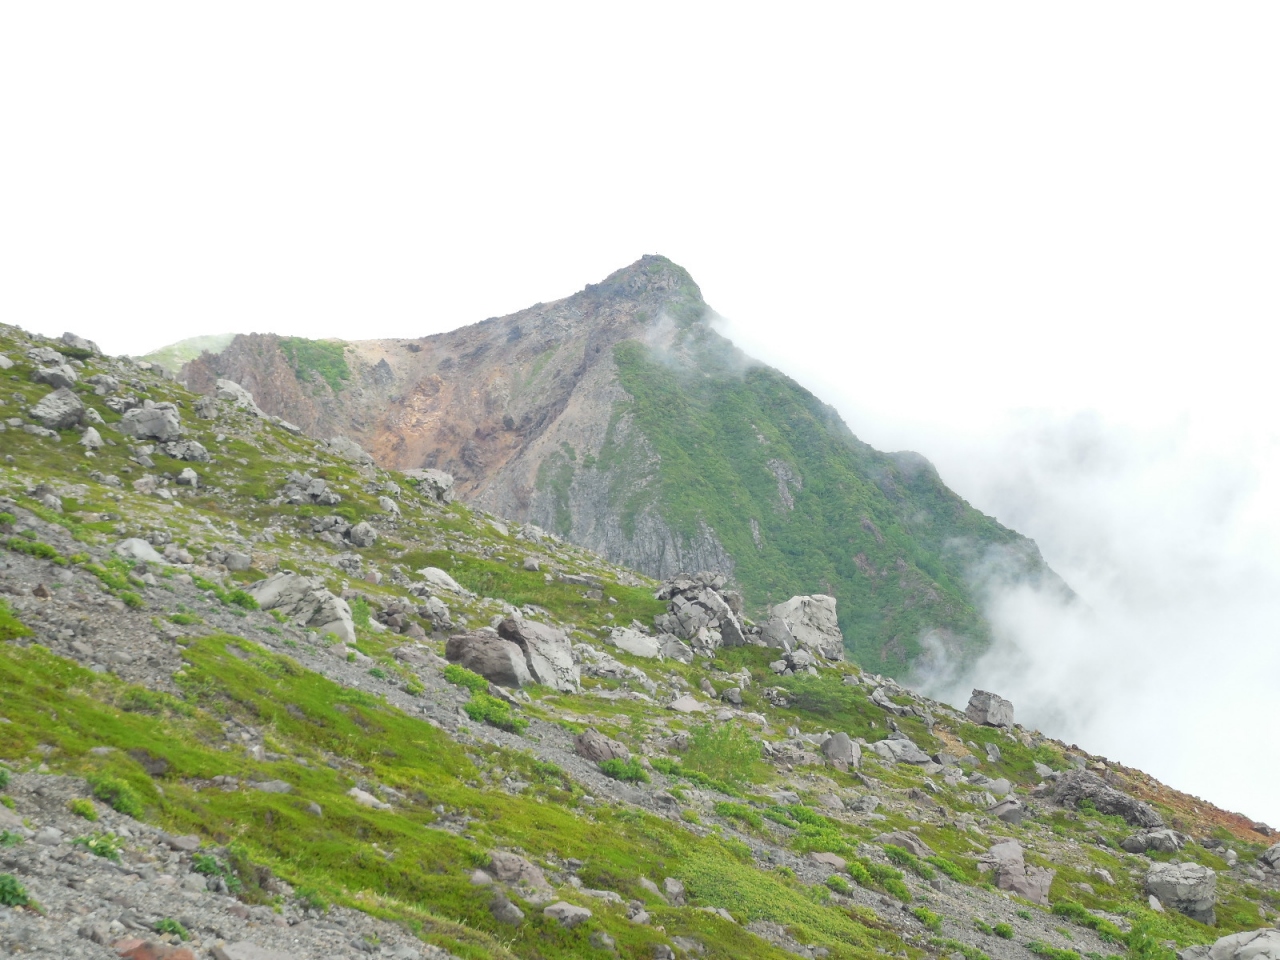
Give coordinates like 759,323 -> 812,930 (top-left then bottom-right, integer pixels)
580,254 -> 705,307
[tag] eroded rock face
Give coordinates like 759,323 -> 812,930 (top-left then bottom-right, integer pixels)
1121,829 -> 1189,854
1207,928 -> 1280,960
215,378 -> 266,417
965,689 -> 1014,727
1053,769 -> 1164,828
820,732 -> 861,769
760,595 -> 844,661
871,734 -> 931,765
609,627 -> 661,659
1147,861 -> 1216,924
404,468 -> 455,504
445,632 -> 532,688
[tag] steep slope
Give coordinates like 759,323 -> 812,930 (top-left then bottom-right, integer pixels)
178,256 -> 1063,676
0,322 -> 1277,960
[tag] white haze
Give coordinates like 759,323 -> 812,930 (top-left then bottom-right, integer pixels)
4,5 -> 1280,823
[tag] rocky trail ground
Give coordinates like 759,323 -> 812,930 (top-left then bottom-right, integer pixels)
0,322 -> 1277,960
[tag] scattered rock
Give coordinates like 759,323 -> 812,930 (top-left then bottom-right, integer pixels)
1206,928 -> 1280,960
1121,829 -> 1190,854
966,689 -> 1014,728
759,594 -> 844,661
544,901 -> 592,928
247,571 -> 356,643
115,538 -> 167,564
1053,769 -> 1164,828
404,468 -> 455,503
979,839 -> 1054,905
574,728 -> 631,764
1146,861 -> 1216,924
820,732 -> 861,769
876,831 -> 933,858
497,618 -> 579,692
445,632 -> 533,688
30,387 -> 85,430
870,735 -> 931,765
118,404 -> 184,442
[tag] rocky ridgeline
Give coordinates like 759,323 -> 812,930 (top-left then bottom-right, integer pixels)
1,323 -> 1278,960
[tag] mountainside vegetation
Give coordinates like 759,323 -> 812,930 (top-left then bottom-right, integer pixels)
0,321 -> 1277,960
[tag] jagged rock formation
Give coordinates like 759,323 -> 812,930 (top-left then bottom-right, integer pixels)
174,256 -> 1069,675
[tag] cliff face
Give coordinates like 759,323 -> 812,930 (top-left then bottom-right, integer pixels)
179,255 -> 1065,675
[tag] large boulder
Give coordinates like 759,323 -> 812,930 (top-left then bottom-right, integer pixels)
654,572 -> 748,656
871,734 -> 931,765
32,363 -> 78,389
30,387 -> 85,430
1053,769 -> 1164,828
404,468 -> 455,504
1207,929 -> 1280,960
820,733 -> 861,769
760,595 -> 844,661
979,839 -> 1054,905
119,403 -> 184,441
215,379 -> 266,417
418,566 -> 465,593
115,538 -> 167,564
1147,862 -> 1216,924
574,728 -> 630,763
1262,843 -> 1280,870
61,332 -> 101,355
246,571 -> 355,643
610,627 -> 661,659
876,831 -> 933,858
489,850 -> 554,902
1121,829 -> 1189,854
445,632 -> 533,688
326,436 -> 374,465
498,618 -> 579,692
348,522 -> 378,548
966,689 -> 1014,727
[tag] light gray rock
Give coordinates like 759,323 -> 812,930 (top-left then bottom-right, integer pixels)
760,594 -> 844,660
176,467 -> 200,487
1147,861 -> 1216,924
418,566 -> 465,593
27,346 -> 64,364
32,363 -> 79,389
378,495 -> 401,516
246,571 -> 355,643
1121,829 -> 1190,854
1260,842 -> 1280,870
544,901 -> 592,929
445,632 -> 533,688
989,798 -> 1024,825
114,538 -> 166,564
118,404 -> 183,441
348,521 -> 378,548
659,635 -> 694,663
212,943 -> 297,960
978,839 -> 1054,904
1054,769 -> 1164,828
667,694 -> 710,714
61,332 -> 101,355
1207,928 -> 1280,960
489,850 -> 554,902
0,354 -> 12,370
347,787 -> 392,810
31,387 -> 85,429
820,732 -> 862,768
252,779 -> 293,794
490,893 -> 525,925
498,618 -> 579,692
610,627 -> 661,659
79,426 -> 103,450
215,379 -> 266,417
575,728 -> 631,764
966,689 -> 1014,727
326,435 -> 374,464
404,468 -> 455,503
876,831 -> 933,858
871,736 -> 931,764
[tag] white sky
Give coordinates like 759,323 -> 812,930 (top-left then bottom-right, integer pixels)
3,5 -> 1279,823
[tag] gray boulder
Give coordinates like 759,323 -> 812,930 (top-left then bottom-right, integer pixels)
32,363 -> 78,389
979,839 -> 1054,905
27,346 -> 64,364
327,436 -> 374,464
246,571 -> 355,643
79,426 -> 103,450
31,387 -> 85,430
348,521 -> 378,548
544,901 -> 592,929
575,728 -> 631,764
760,594 -> 844,661
1121,829 -> 1190,854
654,572 -> 748,656
446,631 -> 533,688
966,689 -> 1015,727
498,618 -> 580,692
1207,929 -> 1280,960
871,735 -> 931,765
1261,843 -> 1280,870
1053,769 -> 1164,828
215,378 -> 266,417
61,332 -> 101,355
119,403 -> 183,441
1147,861 -> 1216,924
876,831 -> 933,858
659,635 -> 694,663
610,627 -> 661,659
114,538 -> 166,564
820,732 -> 861,769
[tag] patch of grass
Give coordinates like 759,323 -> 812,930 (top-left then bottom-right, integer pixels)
825,875 -> 851,894
0,768 -> 9,790
599,758 -> 649,783
1053,900 -> 1124,942
74,832 -> 124,861
1028,942 -> 1080,960
912,906 -> 943,932
885,844 -> 936,880
463,692 -> 528,734
994,922 -> 1015,939
154,917 -> 189,940
349,597 -> 371,628
683,722 -> 768,788
0,599 -> 31,642
169,611 -> 202,626
68,797 -> 98,821
0,873 -> 31,907
714,801 -> 763,830
5,535 -> 68,565
87,774 -> 144,817
925,855 -> 970,883
443,664 -> 489,695
279,337 -> 351,392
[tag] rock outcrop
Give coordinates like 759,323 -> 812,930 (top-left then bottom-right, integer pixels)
965,689 -> 1014,727
654,571 -> 748,656
1053,769 -> 1164,828
445,632 -> 532,688
246,572 -> 356,643
979,840 -> 1054,905
760,594 -> 844,661
1146,861 -> 1216,924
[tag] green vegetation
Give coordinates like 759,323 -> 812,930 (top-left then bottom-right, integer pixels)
74,832 -> 124,861
443,663 -> 489,695
0,767 -> 9,790
0,873 -> 31,907
912,907 -> 943,932
154,917 -> 190,940
598,758 -> 649,783
279,336 -> 351,392
1028,942 -> 1081,960
88,774 -> 145,817
994,923 -> 1015,939
68,797 -> 98,821
682,722 -> 768,789
463,691 -> 528,733
610,333 -> 1058,675
0,600 -> 33,642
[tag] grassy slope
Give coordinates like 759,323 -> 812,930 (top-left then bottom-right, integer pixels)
605,327 -> 1054,676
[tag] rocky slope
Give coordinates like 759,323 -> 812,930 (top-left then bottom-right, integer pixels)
1,323 -> 1278,960
175,256 -> 1066,676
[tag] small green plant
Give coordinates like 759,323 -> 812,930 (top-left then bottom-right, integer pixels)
168,611 -> 202,625
683,722 -> 765,788
974,918 -> 994,935
826,875 -> 852,894
68,798 -> 98,821
1017,909 -> 1034,920
462,692 -> 527,733
885,844 -> 936,880
680,809 -> 701,824
598,758 -> 649,783
192,853 -> 243,893
0,830 -> 21,846
368,667 -> 386,680
912,907 -> 943,932
349,596 -> 371,628
226,589 -> 258,610
0,873 -> 30,906
714,801 -> 763,829
87,774 -> 144,817
994,923 -> 1015,940
0,768 -> 9,790
296,886 -> 328,912
925,855 -> 970,883
1027,942 -> 1081,960
120,591 -> 144,609
442,663 -> 488,694
0,600 -> 31,642
154,918 -> 189,940
0,796 -> 12,810
74,832 -> 124,861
